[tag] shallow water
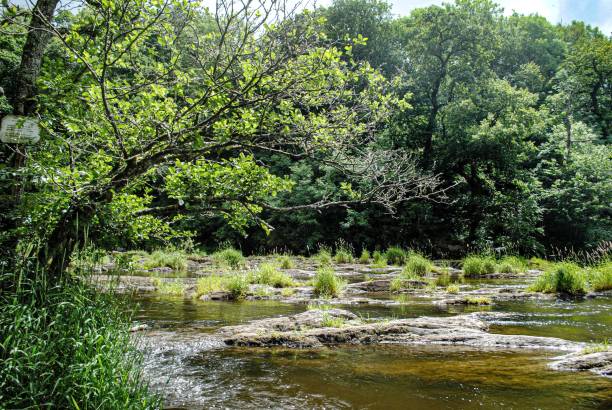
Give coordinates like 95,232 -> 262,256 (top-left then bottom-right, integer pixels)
131,288 -> 612,409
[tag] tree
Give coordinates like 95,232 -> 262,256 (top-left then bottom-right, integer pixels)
5,0 -> 438,276
394,0 -> 501,167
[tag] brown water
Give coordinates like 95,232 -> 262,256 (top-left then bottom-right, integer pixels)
131,290 -> 612,409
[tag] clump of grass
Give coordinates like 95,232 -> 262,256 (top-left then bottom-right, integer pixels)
321,313 -> 345,328
389,277 -> 403,292
196,275 -> 226,296
446,284 -> 460,294
528,257 -> 552,271
143,249 -> 188,271
313,267 -> 345,298
588,261 -> 612,291
582,339 -> 610,354
315,247 -> 333,267
528,262 -> 586,295
307,302 -> 333,311
254,263 -> 294,288
211,247 -> 245,269
0,276 -> 160,409
497,256 -> 527,274
225,274 -> 250,299
465,296 -> 492,305
404,253 -> 432,276
151,278 -> 185,296
372,250 -> 386,266
276,254 -> 294,269
462,255 -> 497,276
434,273 -> 451,287
281,288 -> 296,297
358,249 -> 371,264
385,247 -> 407,266
334,248 -> 354,264
253,286 -> 273,297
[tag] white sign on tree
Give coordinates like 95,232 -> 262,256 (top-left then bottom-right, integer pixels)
0,115 -> 41,144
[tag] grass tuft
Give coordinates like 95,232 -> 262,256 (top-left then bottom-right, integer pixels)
313,267 -> 345,298
404,253 -> 432,276
143,249 -> 188,271
589,261 -> 612,291
276,254 -> 294,269
446,284 -> 460,294
385,247 -> 407,265
151,278 -> 185,296
465,296 -> 492,305
321,313 -> 345,328
358,249 -> 371,264
334,248 -> 354,264
529,262 -> 586,295
253,263 -> 294,288
462,255 -> 497,276
497,256 -> 527,274
211,247 -> 245,269
315,248 -> 333,267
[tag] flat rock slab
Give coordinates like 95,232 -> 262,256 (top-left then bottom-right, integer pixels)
550,351 -> 612,377
217,309 -> 583,352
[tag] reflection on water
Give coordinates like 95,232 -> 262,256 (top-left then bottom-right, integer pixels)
130,290 -> 612,409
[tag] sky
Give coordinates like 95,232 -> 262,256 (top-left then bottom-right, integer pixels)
10,0 -> 612,34
313,0 -> 612,34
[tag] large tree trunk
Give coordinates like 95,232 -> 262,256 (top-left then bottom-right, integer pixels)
8,0 -> 61,277
11,0 -> 60,116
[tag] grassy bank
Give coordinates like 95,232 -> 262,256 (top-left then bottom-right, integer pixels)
0,273 -> 160,409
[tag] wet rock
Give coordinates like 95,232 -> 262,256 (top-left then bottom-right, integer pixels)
130,323 -> 150,332
199,291 -> 234,301
550,350 -> 612,377
217,309 -> 583,352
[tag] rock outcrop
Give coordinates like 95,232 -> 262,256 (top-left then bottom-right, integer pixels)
217,309 -> 584,351
550,350 -> 612,377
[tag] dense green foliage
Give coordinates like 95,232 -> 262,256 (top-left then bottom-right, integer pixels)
1,0 -> 610,264
0,276 -> 159,409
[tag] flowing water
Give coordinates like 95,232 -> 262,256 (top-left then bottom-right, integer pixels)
130,280 -> 612,409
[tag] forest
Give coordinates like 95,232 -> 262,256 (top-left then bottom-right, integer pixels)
0,0 -> 611,409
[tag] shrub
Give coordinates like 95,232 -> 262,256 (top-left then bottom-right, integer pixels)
212,247 -> 245,269
446,284 -> 460,294
404,254 -> 432,276
276,254 -> 294,269
334,248 -> 354,264
462,255 -> 497,276
313,267 -> 345,298
143,249 -> 187,271
498,256 -> 527,274
529,262 -> 586,295
0,278 -> 160,409
588,262 -> 612,291
358,249 -> 371,264
254,263 -> 294,288
151,278 -> 185,296
385,247 -> 407,265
